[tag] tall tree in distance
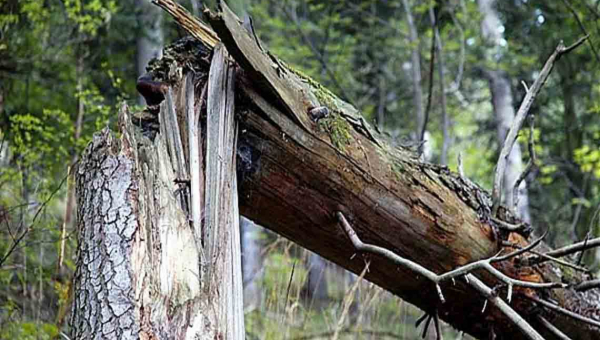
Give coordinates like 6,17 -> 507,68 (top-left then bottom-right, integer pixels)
136,0 -> 164,105
477,0 -> 531,222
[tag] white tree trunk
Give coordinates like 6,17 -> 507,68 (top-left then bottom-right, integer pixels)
478,0 -> 531,222
241,217 -> 262,311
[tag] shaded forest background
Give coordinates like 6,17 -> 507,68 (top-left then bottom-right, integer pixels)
1,0 -> 599,339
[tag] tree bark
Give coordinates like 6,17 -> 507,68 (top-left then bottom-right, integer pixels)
70,44 -> 245,338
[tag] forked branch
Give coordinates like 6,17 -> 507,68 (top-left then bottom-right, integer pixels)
336,211 -> 559,340
491,36 -> 588,215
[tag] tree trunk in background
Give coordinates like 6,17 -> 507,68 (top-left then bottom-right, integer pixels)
58,50 -> 85,272
477,0 -> 531,223
429,5 -> 450,165
401,0 -> 424,140
303,253 -> 329,309
136,0 -> 164,105
241,217 -> 262,311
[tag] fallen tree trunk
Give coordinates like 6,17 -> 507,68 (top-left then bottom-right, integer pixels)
72,1 -> 600,339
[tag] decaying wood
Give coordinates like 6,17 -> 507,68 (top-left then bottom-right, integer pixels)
70,41 -> 244,338
204,43 -> 244,338
71,106 -> 208,338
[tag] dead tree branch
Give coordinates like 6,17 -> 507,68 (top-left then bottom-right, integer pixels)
525,295 -> 600,329
513,114 -> 537,216
492,35 -> 588,215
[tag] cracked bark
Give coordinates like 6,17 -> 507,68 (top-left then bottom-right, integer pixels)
71,44 -> 244,339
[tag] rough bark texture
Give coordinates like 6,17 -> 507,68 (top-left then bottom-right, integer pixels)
75,2 -> 600,339
71,109 -> 209,339
71,44 -> 245,338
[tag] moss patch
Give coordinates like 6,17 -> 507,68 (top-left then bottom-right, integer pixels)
318,112 -> 352,151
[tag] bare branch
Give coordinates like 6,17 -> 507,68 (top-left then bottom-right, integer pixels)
491,36 -> 588,215
466,274 -> 545,340
536,315 -> 573,340
560,0 -> 600,63
513,114 -> 537,215
574,279 -> 600,292
336,211 -> 565,305
525,295 -> 600,329
493,230 -> 547,262
502,242 -> 590,273
539,237 -> 600,262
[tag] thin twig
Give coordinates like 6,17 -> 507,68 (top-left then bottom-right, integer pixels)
336,211 -> 565,306
493,230 -> 548,262
574,279 -> 600,292
332,261 -> 370,340
536,315 -> 573,340
525,295 -> 600,329
283,260 -> 296,318
433,310 -> 443,340
502,242 -> 590,273
513,114 -> 537,215
492,36 -> 588,215
539,237 -> 600,262
467,274 -> 545,340
0,173 -> 68,267
419,7 -> 437,147
560,0 -> 600,63
280,5 -> 354,105
422,315 -> 433,339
